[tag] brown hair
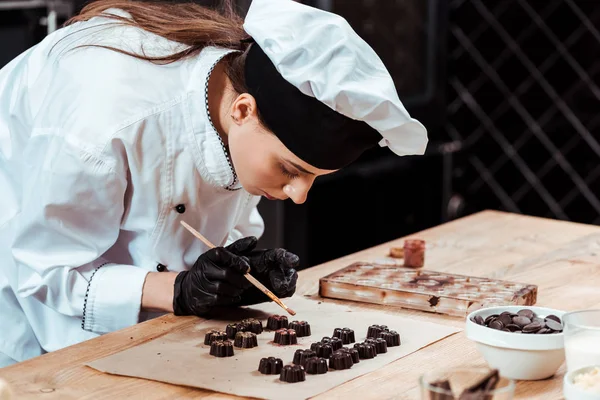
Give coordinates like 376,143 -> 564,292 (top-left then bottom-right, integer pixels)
63,0 -> 251,95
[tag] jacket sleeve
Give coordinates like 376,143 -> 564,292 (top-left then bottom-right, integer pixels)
10,138 -> 149,334
226,195 -> 265,244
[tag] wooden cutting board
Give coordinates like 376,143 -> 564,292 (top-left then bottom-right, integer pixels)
319,262 -> 538,317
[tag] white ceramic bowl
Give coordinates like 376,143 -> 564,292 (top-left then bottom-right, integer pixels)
465,306 -> 566,381
564,366 -> 600,400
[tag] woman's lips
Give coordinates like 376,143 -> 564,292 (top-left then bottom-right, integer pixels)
261,191 -> 277,200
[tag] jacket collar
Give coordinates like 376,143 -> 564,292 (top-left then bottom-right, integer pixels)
187,46 -> 242,191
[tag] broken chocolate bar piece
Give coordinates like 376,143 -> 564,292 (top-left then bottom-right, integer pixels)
226,322 -> 247,339
273,328 -> 298,345
337,347 -> 360,364
366,324 -> 389,338
458,369 -> 499,400
365,338 -> 388,354
258,357 -> 283,375
320,336 -> 343,351
303,357 -> 328,375
332,327 -> 355,344
379,330 -> 401,347
289,321 -> 311,337
354,342 -> 377,359
279,365 -> 306,383
234,332 -> 258,348
203,329 -> 227,345
266,315 -> 288,330
241,318 -> 263,334
293,349 -> 317,365
209,340 -> 234,357
310,342 -> 334,359
329,349 -> 354,370
429,379 -> 454,400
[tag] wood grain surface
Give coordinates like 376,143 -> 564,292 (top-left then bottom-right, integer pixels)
2,210 -> 599,399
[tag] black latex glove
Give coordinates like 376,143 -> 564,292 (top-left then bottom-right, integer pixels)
173,237 -> 256,316
228,238 -> 300,306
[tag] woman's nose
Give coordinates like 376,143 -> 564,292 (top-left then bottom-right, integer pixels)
283,181 -> 311,204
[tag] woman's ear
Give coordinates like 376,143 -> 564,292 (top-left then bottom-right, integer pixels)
231,93 -> 258,124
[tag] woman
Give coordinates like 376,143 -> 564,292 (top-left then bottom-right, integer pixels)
0,0 -> 427,367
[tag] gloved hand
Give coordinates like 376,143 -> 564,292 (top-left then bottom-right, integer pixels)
228,238 -> 300,306
172,237 -> 256,316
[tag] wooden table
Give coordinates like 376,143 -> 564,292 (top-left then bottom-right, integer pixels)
2,210 -> 600,399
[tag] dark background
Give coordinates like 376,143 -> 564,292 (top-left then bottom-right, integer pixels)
2,0 -> 598,270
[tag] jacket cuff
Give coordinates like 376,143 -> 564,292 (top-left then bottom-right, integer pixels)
82,263 -> 149,334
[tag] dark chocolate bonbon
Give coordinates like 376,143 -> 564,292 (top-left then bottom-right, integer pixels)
293,349 -> 317,365
258,357 -> 283,375
226,322 -> 247,339
332,327 -> 355,344
329,350 -> 354,370
321,336 -> 343,351
289,321 -> 311,337
241,318 -> 263,334
365,338 -> 388,354
366,324 -> 389,338
378,330 -> 401,347
337,347 -> 360,364
266,315 -> 289,330
303,357 -> 328,375
354,342 -> 377,359
209,340 -> 234,357
234,332 -> 258,348
279,365 -> 306,383
204,329 -> 227,345
273,328 -> 298,345
310,342 -> 334,359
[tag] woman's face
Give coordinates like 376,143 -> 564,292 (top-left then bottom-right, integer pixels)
227,95 -> 336,204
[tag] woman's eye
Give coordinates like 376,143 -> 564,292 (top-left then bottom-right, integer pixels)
279,163 -> 299,179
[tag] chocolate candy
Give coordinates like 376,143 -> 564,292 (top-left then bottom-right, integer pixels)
241,318 -> 263,334
273,328 -> 298,345
320,336 -> 343,351
289,321 -> 311,337
332,327 -> 355,344
471,309 -> 563,334
354,342 -> 377,359
303,357 -> 328,375
293,349 -> 317,365
209,340 -> 234,357
279,365 -> 306,383
337,347 -> 360,364
365,337 -> 388,354
329,350 -> 354,370
204,329 -> 227,345
366,324 -> 389,338
379,330 -> 401,347
310,342 -> 334,359
226,323 -> 247,339
234,332 -> 258,348
267,315 -> 288,330
258,357 -> 283,375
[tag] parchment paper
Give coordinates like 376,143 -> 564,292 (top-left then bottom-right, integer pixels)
87,297 -> 460,399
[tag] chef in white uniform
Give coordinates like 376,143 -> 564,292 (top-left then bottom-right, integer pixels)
0,0 -> 427,367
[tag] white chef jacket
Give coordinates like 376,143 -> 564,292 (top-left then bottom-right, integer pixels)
0,11 -> 264,363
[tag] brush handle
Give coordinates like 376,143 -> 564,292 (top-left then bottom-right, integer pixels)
179,221 -> 296,316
